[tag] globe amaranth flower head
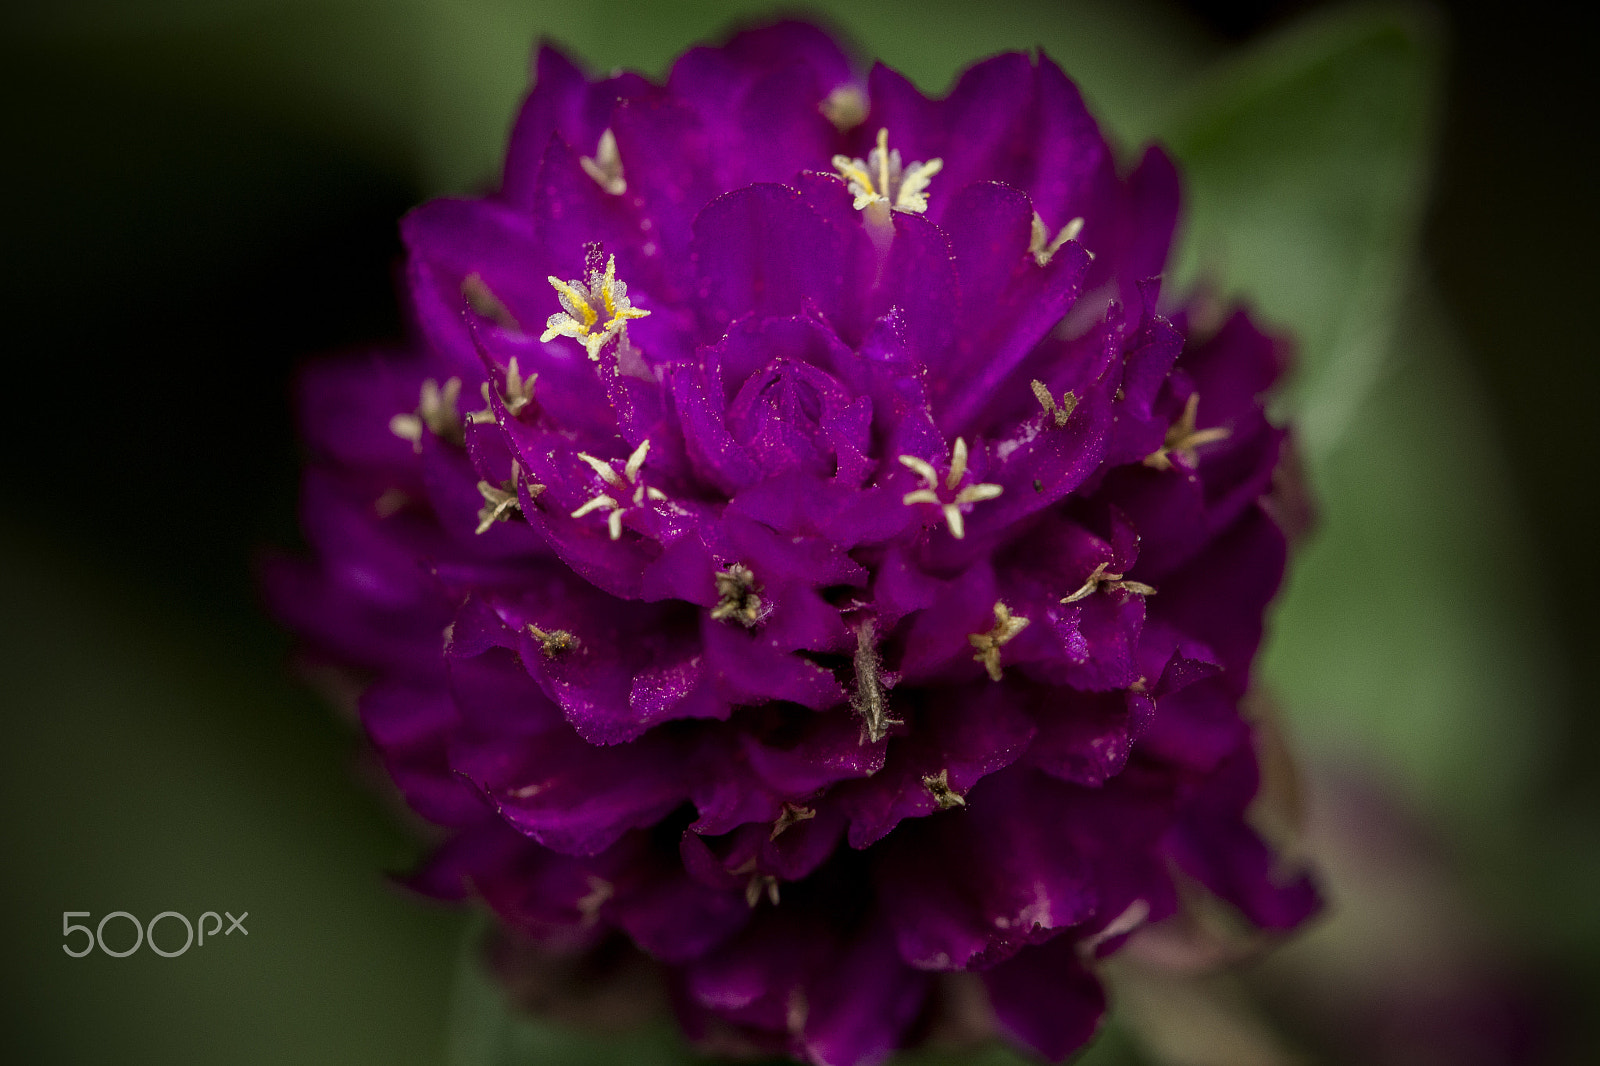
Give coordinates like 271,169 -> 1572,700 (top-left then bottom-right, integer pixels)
268,20 -> 1319,1065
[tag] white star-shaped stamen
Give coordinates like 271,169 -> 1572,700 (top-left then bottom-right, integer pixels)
899,437 -> 1004,539
569,439 -> 666,540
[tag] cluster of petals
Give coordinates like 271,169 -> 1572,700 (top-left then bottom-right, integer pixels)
269,21 -> 1318,1065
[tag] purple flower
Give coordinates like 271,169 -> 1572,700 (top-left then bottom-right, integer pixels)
268,21 -> 1318,1065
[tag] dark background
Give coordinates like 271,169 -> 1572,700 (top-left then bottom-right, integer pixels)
3,0 -> 1594,1062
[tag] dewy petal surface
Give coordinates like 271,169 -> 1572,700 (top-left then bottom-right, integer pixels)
271,21 -> 1320,1066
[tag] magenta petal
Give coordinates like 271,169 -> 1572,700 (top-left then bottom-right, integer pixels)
762,805 -> 847,882
982,936 -> 1106,1062
862,63 -> 941,168
667,360 -> 762,494
743,713 -> 886,798
1165,745 -> 1321,930
529,136 -> 651,287
921,54 -> 1037,215
502,44 -> 592,207
684,913 -> 818,1033
896,561 -> 1000,684
1140,670 -> 1249,772
409,817 -> 532,901
457,726 -> 690,856
402,197 -> 546,369
359,680 -> 487,826
1108,146 -> 1181,302
977,387 -> 1114,529
938,239 -> 1090,432
670,20 -> 853,115
500,595 -> 724,744
1179,310 -> 1287,422
734,63 -> 840,188
610,92 -> 718,283
448,643 -> 567,738
1027,54 -> 1117,232
871,211 -> 958,365
470,837 -> 617,948
727,357 -> 859,479
629,646 -> 729,735
879,769 -> 1104,971
799,922 -> 930,1066
611,864 -> 750,964
1024,687 -> 1139,787
940,182 -> 1035,343
502,45 -> 652,208
839,682 -> 1036,848
362,678 -> 457,749
691,184 -> 847,330
1117,304 -> 1185,421
688,752 -> 787,837
702,616 -> 847,710
265,473 -> 455,679
1149,506 -> 1285,683
296,351 -> 430,470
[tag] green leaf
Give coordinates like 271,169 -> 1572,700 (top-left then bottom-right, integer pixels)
1260,282 -> 1561,839
1158,5 -> 1441,461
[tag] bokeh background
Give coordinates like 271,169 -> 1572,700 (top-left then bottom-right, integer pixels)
2,0 -> 1595,1062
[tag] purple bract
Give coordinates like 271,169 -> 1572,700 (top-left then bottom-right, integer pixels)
268,21 -> 1319,1065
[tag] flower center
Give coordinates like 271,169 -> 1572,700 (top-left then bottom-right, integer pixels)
475,465 -> 541,535
526,623 -> 580,658
710,564 -> 764,627
1060,562 -> 1156,604
832,128 -> 943,215
570,439 -> 666,540
579,129 -> 626,195
1144,392 -> 1231,470
1030,379 -> 1079,427
899,437 -> 1004,540
389,377 -> 463,450
968,601 -> 1030,681
540,247 -> 651,361
921,768 -> 967,809
1028,213 -> 1085,266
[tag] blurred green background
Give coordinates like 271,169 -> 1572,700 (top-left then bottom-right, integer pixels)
2,0 -> 1595,1063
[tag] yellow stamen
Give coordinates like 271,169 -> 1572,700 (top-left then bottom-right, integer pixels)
1144,393 -> 1231,471
922,768 -> 967,809
711,564 -> 763,627
1060,562 -> 1157,604
540,252 -> 650,361
851,620 -> 902,744
1031,379 -> 1079,427
831,128 -> 943,214
527,624 -> 580,658
770,802 -> 816,840
969,601 -> 1030,682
